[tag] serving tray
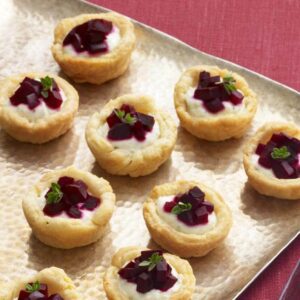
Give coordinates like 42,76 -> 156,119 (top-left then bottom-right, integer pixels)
0,0 -> 299,299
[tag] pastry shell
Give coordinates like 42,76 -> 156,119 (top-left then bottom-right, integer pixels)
22,166 -> 115,249
0,267 -> 79,300
0,72 -> 79,144
103,246 -> 195,300
85,94 -> 177,177
174,65 -> 257,141
143,180 -> 232,257
243,122 -> 300,199
52,13 -> 136,85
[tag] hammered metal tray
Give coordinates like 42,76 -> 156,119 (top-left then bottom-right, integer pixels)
0,0 -> 299,299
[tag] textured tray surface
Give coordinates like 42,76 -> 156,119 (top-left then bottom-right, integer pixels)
0,0 -> 299,299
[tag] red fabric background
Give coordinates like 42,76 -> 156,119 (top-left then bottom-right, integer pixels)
88,1 -> 300,299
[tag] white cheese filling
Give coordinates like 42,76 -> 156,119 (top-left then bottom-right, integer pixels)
156,195 -> 217,235
185,86 -> 246,118
63,25 -> 121,57
37,189 -> 95,222
118,263 -> 181,300
98,121 -> 160,150
7,86 -> 67,121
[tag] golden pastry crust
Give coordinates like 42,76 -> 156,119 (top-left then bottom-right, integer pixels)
243,122 -> 300,199
0,267 -> 79,300
174,65 -> 257,141
52,13 -> 136,84
85,94 -> 177,177
103,246 -> 195,300
143,180 -> 232,257
0,72 -> 79,144
22,166 -> 115,249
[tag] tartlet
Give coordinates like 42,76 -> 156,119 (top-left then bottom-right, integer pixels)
0,72 -> 79,144
52,12 -> 136,84
85,94 -> 177,177
174,65 -> 257,141
22,166 -> 115,249
143,180 -> 232,257
243,122 -> 300,199
0,267 -> 79,300
103,246 -> 195,300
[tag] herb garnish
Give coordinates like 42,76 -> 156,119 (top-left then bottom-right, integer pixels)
46,182 -> 63,204
223,75 -> 237,93
139,252 -> 163,271
25,281 -> 40,293
40,76 -> 53,98
114,109 -> 137,125
171,201 -> 192,215
271,146 -> 291,160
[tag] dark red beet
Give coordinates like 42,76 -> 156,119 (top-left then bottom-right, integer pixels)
10,77 -> 63,111
43,176 -> 101,219
66,206 -> 82,219
83,195 -> 100,210
193,71 -> 244,113
255,133 -> 300,179
28,291 -> 46,300
118,250 -> 177,294
163,186 -> 214,227
106,104 -> 155,142
63,19 -> 113,55
108,123 -> 133,140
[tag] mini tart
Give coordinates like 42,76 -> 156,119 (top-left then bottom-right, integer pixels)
103,246 -> 195,300
174,65 -> 257,141
85,94 -> 177,177
243,122 -> 300,199
0,72 -> 79,144
52,13 -> 136,85
22,166 -> 115,249
0,267 -> 79,300
143,181 -> 232,257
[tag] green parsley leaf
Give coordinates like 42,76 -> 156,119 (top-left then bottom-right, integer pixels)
25,281 -> 40,293
114,109 -> 137,125
271,146 -> 291,160
171,202 -> 192,215
46,182 -> 63,204
223,75 -> 237,94
139,252 -> 163,271
40,76 -> 53,98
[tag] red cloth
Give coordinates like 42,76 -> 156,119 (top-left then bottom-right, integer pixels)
88,1 -> 300,299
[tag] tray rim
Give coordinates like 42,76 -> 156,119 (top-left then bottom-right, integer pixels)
58,0 -> 299,298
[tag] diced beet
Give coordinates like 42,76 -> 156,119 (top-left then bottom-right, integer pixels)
159,274 -> 178,292
202,201 -> 214,213
272,161 -> 297,179
188,186 -> 205,201
136,272 -> 154,293
255,143 -> 265,155
107,110 -> 122,128
178,211 -> 194,226
258,154 -> 272,169
26,93 -> 40,109
18,290 -> 31,300
163,200 -> 177,213
194,87 -> 211,101
38,284 -> 48,296
155,260 -> 168,282
133,121 -> 146,141
63,19 -> 113,55
43,91 -> 63,110
230,90 -> 243,105
83,196 -> 100,210
43,202 -> 65,217
108,123 -> 133,140
136,113 -> 155,131
204,98 -> 225,113
28,291 -> 47,300
87,41 -> 108,54
120,104 -> 135,113
66,206 -> 82,219
57,176 -> 74,187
